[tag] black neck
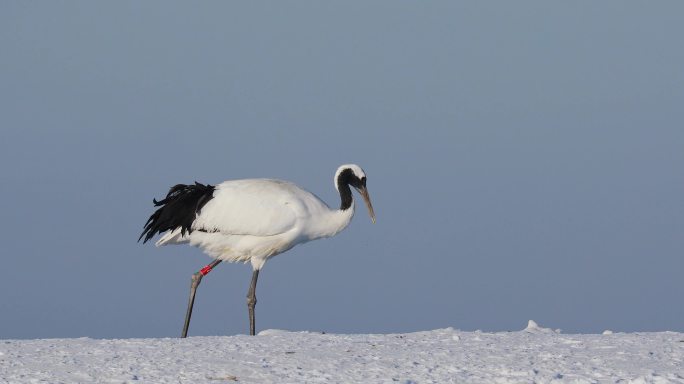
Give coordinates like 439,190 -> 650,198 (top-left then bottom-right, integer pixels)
337,168 -> 355,210
339,183 -> 353,210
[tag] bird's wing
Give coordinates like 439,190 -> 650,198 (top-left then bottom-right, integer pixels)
191,179 -> 302,237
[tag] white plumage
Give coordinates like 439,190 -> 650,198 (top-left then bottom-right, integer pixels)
156,178 -> 357,270
140,164 -> 375,337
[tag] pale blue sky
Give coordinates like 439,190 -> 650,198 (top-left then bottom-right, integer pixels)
1,1 -> 683,339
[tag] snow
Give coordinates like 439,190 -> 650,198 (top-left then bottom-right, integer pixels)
1,322 -> 683,383
524,319 -> 560,334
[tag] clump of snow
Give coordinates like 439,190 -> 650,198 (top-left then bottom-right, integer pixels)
603,330 -> 614,335
523,319 -> 560,334
1,328 -> 682,383
525,319 -> 542,330
257,329 -> 296,336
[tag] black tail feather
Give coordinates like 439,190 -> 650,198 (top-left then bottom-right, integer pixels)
139,182 -> 216,243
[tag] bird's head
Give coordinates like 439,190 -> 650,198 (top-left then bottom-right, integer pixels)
335,164 -> 376,223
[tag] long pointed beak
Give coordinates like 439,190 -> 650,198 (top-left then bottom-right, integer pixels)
358,186 -> 376,224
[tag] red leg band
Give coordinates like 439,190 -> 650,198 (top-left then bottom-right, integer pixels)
200,265 -> 213,276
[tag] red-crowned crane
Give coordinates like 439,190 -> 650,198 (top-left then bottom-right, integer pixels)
139,164 -> 375,337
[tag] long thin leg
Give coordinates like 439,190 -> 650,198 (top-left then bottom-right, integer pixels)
246,269 -> 260,336
181,259 -> 222,338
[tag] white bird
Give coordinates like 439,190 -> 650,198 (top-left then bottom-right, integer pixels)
139,164 -> 375,337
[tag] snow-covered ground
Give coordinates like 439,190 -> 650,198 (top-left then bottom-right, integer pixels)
1,321 -> 682,383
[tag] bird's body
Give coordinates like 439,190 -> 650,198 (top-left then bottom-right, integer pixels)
155,178 -> 355,270
139,164 -> 375,337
